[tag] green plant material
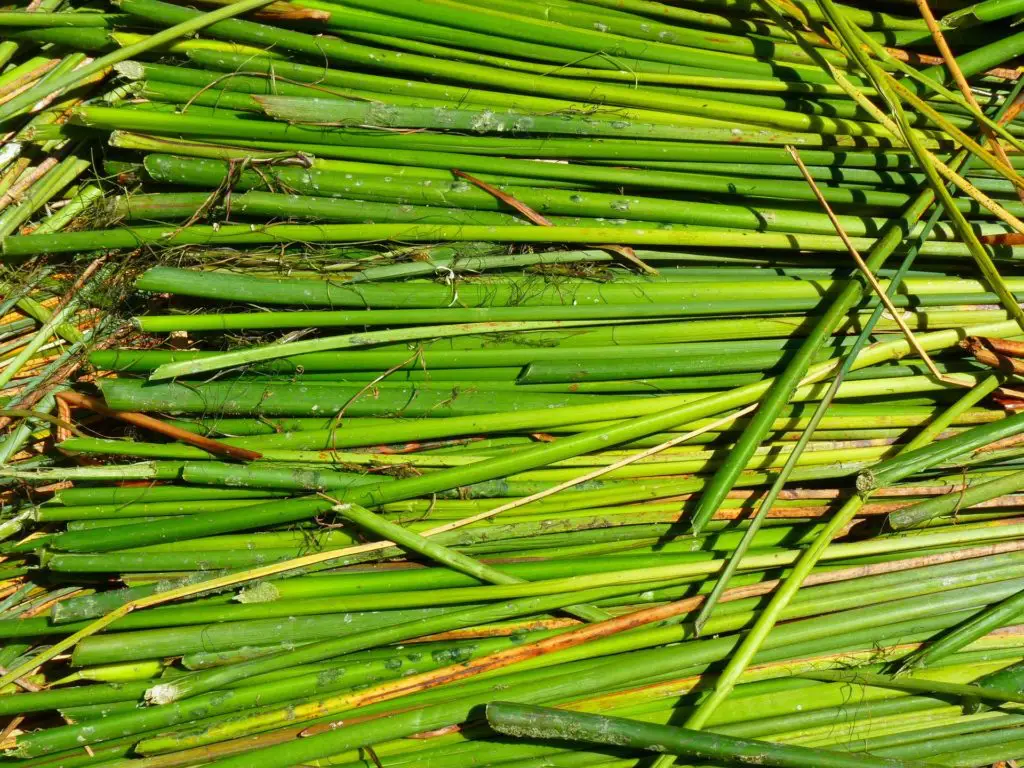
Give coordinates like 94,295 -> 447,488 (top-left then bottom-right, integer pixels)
823,0 -> 1024,333
918,30 -> 1024,88
691,72 -> 1024,632
684,4 -> 1024,556
136,153 -> 971,218
679,407 -> 1024,734
888,469 -> 1024,529
898,588 -> 1024,672
847,26 -> 1024,155
0,155 -> 92,239
147,319 -> 625,381
484,702 -> 936,767
128,266 -> 1024,308
902,375 -> 1004,453
685,165 -> 937,536
125,586 -> 1024,757
44,497 -> 338,553
0,298 -> 79,390
28,184 -> 104,235
93,524 -> 1024,697
799,667 -> 1024,704
5,0 -> 1024,759
963,660 -> 1024,714
0,0 -> 280,124
943,0 -> 1024,26
0,393 -> 57,465
332,502 -> 608,622
313,0 -> 848,69
50,660 -> 166,686
9,220 -> 1015,260
0,12 -> 130,26
116,0 -> 883,102
861,413 -> 1024,492
35,498 -> 277,522
13,292 -> 83,345
691,163 -> 944,632
129,296 -> 849,333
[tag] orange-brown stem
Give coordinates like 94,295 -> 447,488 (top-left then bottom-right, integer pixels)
56,390 -> 263,461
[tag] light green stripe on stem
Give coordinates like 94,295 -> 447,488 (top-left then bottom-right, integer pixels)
4,221 -> 1013,259
147,319 -> 626,381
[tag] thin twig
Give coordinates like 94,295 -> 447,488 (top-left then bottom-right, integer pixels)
787,146 -> 967,388
826,62 -> 1024,237
326,347 -> 424,453
451,169 -> 658,275
442,406 -> 758,526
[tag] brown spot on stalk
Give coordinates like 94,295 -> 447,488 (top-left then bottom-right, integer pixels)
298,706 -> 421,737
408,724 -> 461,739
981,233 -> 1024,247
975,433 -> 1024,455
885,46 -> 1019,80
33,481 -> 72,495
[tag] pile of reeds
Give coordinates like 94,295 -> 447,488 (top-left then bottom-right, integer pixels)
4,0 -> 1024,766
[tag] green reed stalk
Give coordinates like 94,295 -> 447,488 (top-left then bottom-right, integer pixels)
692,70 -> 1024,632
485,702 -> 934,768
114,0 -> 884,125
686,167 -> 938,535
824,0 -> 1024,332
898,587 -> 1024,672
0,0 -> 278,124
333,503 -> 608,622
889,469 -> 1024,529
